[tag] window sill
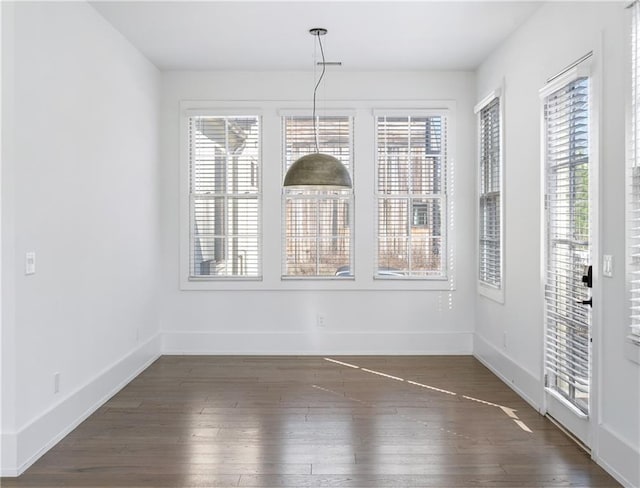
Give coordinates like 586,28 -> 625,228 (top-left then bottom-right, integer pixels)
180,276 -> 454,291
478,282 -> 504,304
188,276 -> 263,282
281,276 -> 355,281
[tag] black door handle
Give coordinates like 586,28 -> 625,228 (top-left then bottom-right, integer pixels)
577,298 -> 593,307
582,265 -> 593,288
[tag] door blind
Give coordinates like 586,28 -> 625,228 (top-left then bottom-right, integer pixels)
629,2 -> 640,344
282,116 -> 353,277
543,77 -> 590,413
479,98 -> 502,288
376,115 -> 446,278
189,115 -> 261,278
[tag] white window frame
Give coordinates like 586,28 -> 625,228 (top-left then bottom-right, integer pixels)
179,104 -> 263,289
179,100 -> 456,291
374,109 -> 451,281
280,110 -> 355,280
540,67 -> 593,416
627,1 -> 640,362
475,87 -> 505,303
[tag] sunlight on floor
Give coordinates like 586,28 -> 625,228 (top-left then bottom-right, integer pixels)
322,357 -> 533,433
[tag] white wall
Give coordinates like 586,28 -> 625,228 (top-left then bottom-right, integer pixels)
1,1 -> 161,476
475,2 -> 639,486
0,0 -> 8,473
159,71 -> 477,355
3,0 -> 635,483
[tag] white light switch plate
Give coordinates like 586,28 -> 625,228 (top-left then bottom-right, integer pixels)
25,252 -> 36,275
603,255 -> 613,278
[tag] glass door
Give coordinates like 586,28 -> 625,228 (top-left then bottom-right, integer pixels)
543,74 -> 592,446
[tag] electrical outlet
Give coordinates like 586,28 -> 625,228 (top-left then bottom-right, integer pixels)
54,373 -> 60,394
316,313 -> 326,328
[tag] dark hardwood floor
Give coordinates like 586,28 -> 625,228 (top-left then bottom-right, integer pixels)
1,356 -> 620,487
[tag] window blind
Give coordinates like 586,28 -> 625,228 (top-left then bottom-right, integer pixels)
543,77 -> 590,413
282,116 -> 353,277
188,115 -> 261,278
375,115 -> 446,278
478,98 -> 502,288
629,2 -> 640,345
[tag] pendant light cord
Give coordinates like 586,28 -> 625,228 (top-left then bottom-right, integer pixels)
312,31 -> 327,154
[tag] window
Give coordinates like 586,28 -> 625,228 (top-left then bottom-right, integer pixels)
375,113 -> 447,278
475,92 -> 504,299
629,2 -> 640,346
188,115 -> 261,279
412,202 -> 431,227
182,101 -> 454,291
542,74 -> 591,413
282,115 -> 353,278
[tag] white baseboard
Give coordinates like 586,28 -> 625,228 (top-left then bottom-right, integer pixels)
1,334 -> 161,477
1,432 -> 18,477
4,331 -> 636,486
595,423 -> 640,488
474,334 -> 640,487
162,331 -> 474,356
473,333 -> 543,412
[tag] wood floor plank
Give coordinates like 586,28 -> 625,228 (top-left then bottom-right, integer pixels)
0,356 -> 620,487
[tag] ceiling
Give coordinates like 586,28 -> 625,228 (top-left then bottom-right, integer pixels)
91,1 -> 542,72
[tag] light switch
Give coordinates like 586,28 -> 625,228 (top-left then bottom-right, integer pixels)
603,254 -> 613,278
25,252 -> 36,275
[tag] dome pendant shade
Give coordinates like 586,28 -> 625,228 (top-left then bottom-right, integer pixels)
283,153 -> 352,189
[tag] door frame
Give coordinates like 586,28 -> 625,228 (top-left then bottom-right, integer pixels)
539,42 -> 602,452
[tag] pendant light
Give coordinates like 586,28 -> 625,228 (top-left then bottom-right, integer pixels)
283,28 -> 353,190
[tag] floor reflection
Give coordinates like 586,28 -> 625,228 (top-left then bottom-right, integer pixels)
323,357 -> 533,433
1,356 -> 618,488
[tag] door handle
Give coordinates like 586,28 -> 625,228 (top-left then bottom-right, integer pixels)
577,298 -> 593,307
582,265 -> 593,288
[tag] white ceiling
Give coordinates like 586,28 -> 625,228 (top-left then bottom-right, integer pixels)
91,1 -> 542,71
